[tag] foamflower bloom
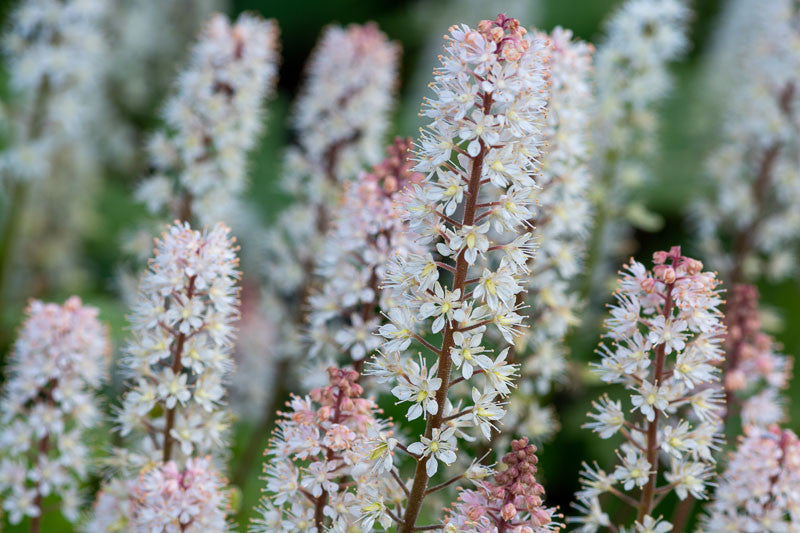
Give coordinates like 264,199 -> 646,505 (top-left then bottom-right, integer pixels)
136,12 -> 280,226
0,297 -> 109,526
695,0 -> 800,283
308,138 -> 424,370
702,425 -> 800,531
366,14 -> 551,532
571,247 -> 725,532
506,26 -> 594,445
250,367 -> 401,532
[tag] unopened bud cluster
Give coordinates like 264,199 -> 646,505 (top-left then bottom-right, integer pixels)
443,438 -> 558,532
724,284 -> 793,429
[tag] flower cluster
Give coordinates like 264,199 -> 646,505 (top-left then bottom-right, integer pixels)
572,247 -> 726,532
0,0 -> 107,183
695,0 -> 800,283
250,367 -> 400,532
115,222 -> 240,464
702,425 -> 800,530
367,14 -> 551,531
265,22 -> 399,293
505,27 -> 594,443
308,137 -> 424,369
282,23 -> 399,205
129,457 -> 232,532
0,0 -> 110,298
136,12 -> 280,226
0,297 -> 109,525
584,0 -> 690,295
239,23 -> 398,406
723,284 -> 793,429
443,437 -> 559,532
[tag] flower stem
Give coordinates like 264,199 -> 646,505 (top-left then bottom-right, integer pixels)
399,92 -> 493,533
162,275 -> 196,463
636,279 -> 674,522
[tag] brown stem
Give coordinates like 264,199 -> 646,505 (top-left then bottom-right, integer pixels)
670,495 -> 696,531
729,143 -> 780,286
29,434 -> 49,533
399,92 -> 493,533
162,275 -> 197,463
636,281 -> 674,522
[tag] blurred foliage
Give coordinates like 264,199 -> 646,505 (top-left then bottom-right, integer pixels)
1,0 -> 799,531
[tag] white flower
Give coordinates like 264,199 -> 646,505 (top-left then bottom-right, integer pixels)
481,348 -> 517,396
407,427 -> 458,477
631,380 -> 670,422
613,448 -> 651,490
449,329 -> 487,380
469,388 -> 505,440
301,460 -> 340,498
418,283 -> 464,333
378,307 -> 416,352
647,316 -> 687,355
635,515 -> 672,533
584,396 -> 625,439
392,360 -> 442,420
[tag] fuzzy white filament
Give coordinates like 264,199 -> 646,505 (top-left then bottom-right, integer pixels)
0,297 -> 109,526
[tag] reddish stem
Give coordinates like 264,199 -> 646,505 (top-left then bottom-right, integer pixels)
399,92 -> 493,533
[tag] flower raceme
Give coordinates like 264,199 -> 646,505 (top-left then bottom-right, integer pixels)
129,457 -> 232,532
695,0 -> 800,283
250,367 -> 400,532
571,247 -> 726,532
0,297 -> 109,526
88,222 -> 240,530
250,22 -> 399,398
702,425 -> 800,530
308,137 -> 424,370
115,222 -> 240,463
366,14 -> 551,532
136,12 -> 279,226
505,26 -> 594,444
583,0 -> 690,297
723,284 -> 793,429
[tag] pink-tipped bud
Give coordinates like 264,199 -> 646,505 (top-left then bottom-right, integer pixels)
501,502 -> 517,520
